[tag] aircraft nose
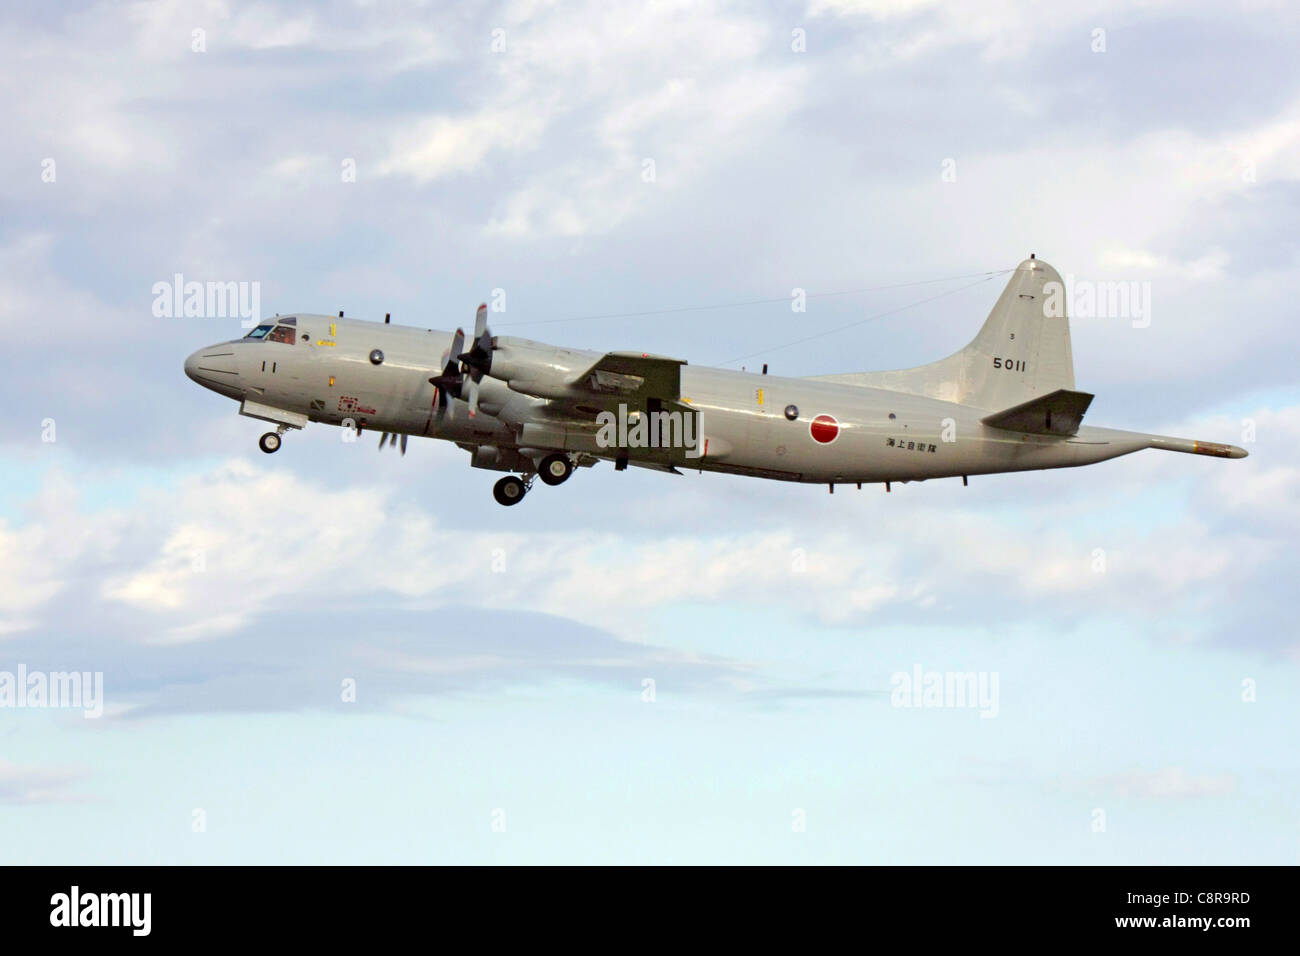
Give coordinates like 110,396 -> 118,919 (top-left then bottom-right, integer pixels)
184,344 -> 242,396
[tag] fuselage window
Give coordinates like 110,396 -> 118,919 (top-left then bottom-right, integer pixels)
245,324 -> 273,340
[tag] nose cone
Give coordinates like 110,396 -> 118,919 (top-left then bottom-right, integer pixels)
185,344 -> 243,398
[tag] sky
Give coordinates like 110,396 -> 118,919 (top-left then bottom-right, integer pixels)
2,0 -> 1298,864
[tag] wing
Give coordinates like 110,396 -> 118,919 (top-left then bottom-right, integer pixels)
563,351 -> 687,412
512,351 -> 697,465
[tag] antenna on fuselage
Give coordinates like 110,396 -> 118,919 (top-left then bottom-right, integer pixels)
385,313 -> 391,324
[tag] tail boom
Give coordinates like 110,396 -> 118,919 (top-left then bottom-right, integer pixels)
1147,435 -> 1249,459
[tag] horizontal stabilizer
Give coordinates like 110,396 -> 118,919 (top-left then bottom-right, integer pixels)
981,388 -> 1094,436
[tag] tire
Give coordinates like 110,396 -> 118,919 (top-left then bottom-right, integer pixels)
259,432 -> 282,454
493,475 -> 526,506
538,453 -> 573,486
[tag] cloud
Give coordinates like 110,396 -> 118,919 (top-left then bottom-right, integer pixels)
1090,767 -> 1238,800
0,760 -> 93,805
0,470 -> 123,635
378,107 -> 551,184
2,603 -> 748,719
2,394 -> 1295,655
373,0 -> 807,237
1096,248 -> 1229,281
807,0 -> 1121,62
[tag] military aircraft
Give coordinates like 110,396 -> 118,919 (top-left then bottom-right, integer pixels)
184,256 -> 1247,506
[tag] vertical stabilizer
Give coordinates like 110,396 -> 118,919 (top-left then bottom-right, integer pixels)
814,257 -> 1076,410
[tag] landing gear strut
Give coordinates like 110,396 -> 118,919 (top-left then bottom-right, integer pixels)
538,453 -> 574,486
258,431 -> 282,454
493,475 -> 528,506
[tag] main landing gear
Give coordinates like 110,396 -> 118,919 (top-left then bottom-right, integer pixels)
492,454 -> 575,506
493,474 -> 530,506
538,453 -> 574,486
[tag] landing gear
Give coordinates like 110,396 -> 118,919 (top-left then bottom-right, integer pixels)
259,432 -> 282,454
538,453 -> 574,486
493,475 -> 527,506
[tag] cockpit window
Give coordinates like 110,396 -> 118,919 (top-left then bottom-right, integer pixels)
245,324 -> 273,339
266,325 -> 297,344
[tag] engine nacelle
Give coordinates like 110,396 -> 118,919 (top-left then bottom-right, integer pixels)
486,336 -> 603,398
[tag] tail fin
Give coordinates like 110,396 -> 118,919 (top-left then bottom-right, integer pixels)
814,257 -> 1075,410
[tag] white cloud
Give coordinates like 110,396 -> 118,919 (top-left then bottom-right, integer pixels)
1094,767 -> 1238,800
0,760 -> 92,805
376,0 -> 807,237
0,471 -> 122,635
1097,248 -> 1229,281
378,106 -> 552,183
0,397 -> 1274,649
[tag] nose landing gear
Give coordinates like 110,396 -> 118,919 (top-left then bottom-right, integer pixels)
258,423 -> 293,454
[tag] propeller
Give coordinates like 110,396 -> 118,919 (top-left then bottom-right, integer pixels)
456,304 -> 492,417
428,327 -> 466,420
377,431 -> 408,455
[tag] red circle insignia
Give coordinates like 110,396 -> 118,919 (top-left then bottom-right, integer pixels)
810,414 -> 839,444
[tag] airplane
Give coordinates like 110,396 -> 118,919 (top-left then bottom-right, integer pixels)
183,255 -> 1247,506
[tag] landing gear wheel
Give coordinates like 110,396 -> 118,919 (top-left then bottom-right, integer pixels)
259,432 -> 282,454
493,475 -> 526,506
538,453 -> 573,486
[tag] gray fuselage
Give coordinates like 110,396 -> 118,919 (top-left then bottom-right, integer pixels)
184,313 -> 1164,485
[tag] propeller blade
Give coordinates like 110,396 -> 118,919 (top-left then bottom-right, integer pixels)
444,328 -> 465,375
465,378 -> 480,418
458,306 -> 493,377
429,327 -> 467,421
379,431 -> 408,453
